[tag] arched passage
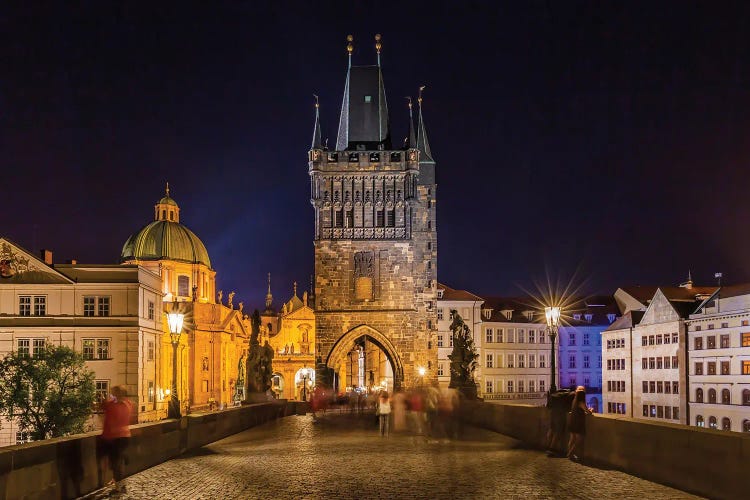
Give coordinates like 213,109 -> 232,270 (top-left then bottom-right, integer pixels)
325,325 -> 404,392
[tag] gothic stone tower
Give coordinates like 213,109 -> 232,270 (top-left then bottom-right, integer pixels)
309,36 -> 437,390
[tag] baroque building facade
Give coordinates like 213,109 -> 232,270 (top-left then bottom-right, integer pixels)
309,37 -> 438,390
435,283 -> 483,388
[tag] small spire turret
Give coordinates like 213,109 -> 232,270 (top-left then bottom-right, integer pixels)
417,85 -> 434,163
405,96 -> 416,149
375,34 -> 382,66
311,95 -> 322,149
265,273 -> 273,310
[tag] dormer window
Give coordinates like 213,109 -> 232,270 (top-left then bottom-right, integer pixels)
607,313 -> 616,323
501,310 -> 512,320
525,311 -> 534,321
584,313 -> 592,322
483,309 -> 492,320
573,313 -> 582,321
437,290 -> 444,299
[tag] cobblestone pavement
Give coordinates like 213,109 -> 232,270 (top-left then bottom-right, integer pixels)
102,412 -> 702,500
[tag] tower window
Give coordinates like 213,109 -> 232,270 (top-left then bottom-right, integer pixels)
169,211 -> 174,221
178,275 -> 190,297
386,210 -> 395,227
162,210 -> 166,219
345,210 -> 354,228
364,95 -> 372,103
334,209 -> 344,228
376,210 -> 384,227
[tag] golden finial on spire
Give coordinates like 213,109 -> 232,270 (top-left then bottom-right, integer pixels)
375,33 -> 382,54
406,96 -> 413,110
313,93 -> 319,109
293,281 -> 298,296
418,85 -> 426,105
165,181 -> 170,197
346,34 -> 354,55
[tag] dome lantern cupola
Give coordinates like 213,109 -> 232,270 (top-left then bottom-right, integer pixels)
155,182 -> 181,222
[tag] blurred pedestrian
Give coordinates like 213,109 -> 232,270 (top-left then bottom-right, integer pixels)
391,390 -> 407,432
425,384 -> 440,441
408,389 -> 425,436
545,389 -> 573,457
377,392 -> 392,436
100,385 -> 133,495
567,386 -> 593,461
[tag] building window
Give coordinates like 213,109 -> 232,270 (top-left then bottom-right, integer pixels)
708,388 -> 717,404
672,356 -> 679,369
568,355 -> 576,369
386,210 -> 395,227
649,357 -> 655,369
744,360 -> 750,375
518,330 -> 525,343
657,381 -> 663,393
437,309 -> 443,320
147,341 -> 155,361
657,405 -> 664,418
569,376 -> 576,387
34,296 -> 46,316
486,354 -> 493,368
583,355 -> 590,369
98,297 -> 110,317
20,295 -> 48,316
148,300 -> 155,320
694,337 -> 703,350
376,210 -> 384,227
539,380 -> 545,392
507,329 -> 514,343
695,362 -> 703,375
673,381 -> 679,394
539,331 -> 544,344
83,338 -> 110,360
529,354 -> 536,368
485,328 -> 493,344
84,296 -> 96,316
437,334 -> 443,348
655,334 -> 662,345
507,380 -> 514,393
148,381 -> 155,403
497,329 -> 504,342
641,336 -> 647,346
742,332 -> 750,347
437,363 -> 444,376
657,357 -> 663,369
664,356 -> 671,369
539,355 -> 545,368
642,358 -> 648,370
485,380 -> 493,394
582,333 -> 590,346
517,380 -> 524,393
650,405 -> 656,417
178,275 -> 190,297
720,417 -> 731,431
568,334 -> 576,346
32,338 -> 45,357
642,381 -> 648,393
721,389 -> 730,405
648,335 -> 654,346
707,362 -> 717,375
528,331 -> 535,343
743,389 -> 750,405
720,334 -> 729,348
708,416 -> 718,429
696,415 -> 704,427
95,380 -> 109,402
518,354 -> 525,368
16,432 -> 31,445
649,381 -> 656,393
643,405 -> 648,417
17,339 -> 30,357
696,388 -> 703,402
707,336 -> 716,349
506,354 -> 514,369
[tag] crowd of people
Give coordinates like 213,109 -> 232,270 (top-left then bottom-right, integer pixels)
310,384 -> 463,441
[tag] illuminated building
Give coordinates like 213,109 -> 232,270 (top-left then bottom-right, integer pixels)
260,278 -> 316,400
436,283 -> 483,388
121,186 -> 249,411
0,238 -> 163,446
309,36 -> 437,390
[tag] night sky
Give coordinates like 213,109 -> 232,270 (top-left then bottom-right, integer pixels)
4,1 -> 750,309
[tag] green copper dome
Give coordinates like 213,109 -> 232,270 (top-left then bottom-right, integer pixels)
121,221 -> 211,268
120,185 -> 211,268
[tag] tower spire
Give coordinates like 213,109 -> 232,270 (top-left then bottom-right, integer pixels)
405,97 -> 416,149
165,181 -> 170,197
311,95 -> 322,149
416,85 -> 434,163
375,33 -> 382,67
265,272 -> 273,310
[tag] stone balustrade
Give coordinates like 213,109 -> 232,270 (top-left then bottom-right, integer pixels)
0,401 -> 296,500
460,401 -> 748,500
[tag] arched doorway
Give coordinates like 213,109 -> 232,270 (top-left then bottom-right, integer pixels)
325,325 -> 404,393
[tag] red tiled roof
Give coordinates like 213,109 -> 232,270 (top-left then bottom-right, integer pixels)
437,282 -> 483,302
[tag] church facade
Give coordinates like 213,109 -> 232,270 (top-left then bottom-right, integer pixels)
309,36 -> 438,390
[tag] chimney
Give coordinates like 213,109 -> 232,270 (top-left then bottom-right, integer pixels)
66,259 -> 77,265
41,249 -> 53,265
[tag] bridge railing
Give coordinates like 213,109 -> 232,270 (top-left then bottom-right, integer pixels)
0,401 -> 297,500
459,401 -> 747,500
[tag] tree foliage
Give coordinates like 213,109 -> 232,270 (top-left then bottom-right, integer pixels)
0,345 -> 96,441
448,309 -> 479,399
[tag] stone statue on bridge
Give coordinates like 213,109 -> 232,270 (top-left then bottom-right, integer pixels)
448,309 -> 479,399
245,309 -> 274,399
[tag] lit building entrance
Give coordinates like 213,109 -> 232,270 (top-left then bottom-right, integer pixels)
325,326 -> 402,394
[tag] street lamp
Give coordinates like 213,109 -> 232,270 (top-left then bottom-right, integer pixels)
166,300 -> 185,419
545,306 -> 561,393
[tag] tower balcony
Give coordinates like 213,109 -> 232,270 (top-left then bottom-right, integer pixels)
309,148 -> 419,173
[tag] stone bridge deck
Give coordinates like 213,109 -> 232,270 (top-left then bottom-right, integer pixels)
102,412 -> 700,499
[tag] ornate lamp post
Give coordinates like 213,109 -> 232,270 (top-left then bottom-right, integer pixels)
166,300 -> 185,419
545,306 -> 561,393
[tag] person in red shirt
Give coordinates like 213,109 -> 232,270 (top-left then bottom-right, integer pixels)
100,385 -> 133,494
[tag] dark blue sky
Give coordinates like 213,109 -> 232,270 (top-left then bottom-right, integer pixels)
4,1 -> 750,309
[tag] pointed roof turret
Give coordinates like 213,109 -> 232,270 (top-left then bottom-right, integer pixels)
311,95 -> 323,149
335,34 -> 391,151
405,97 -> 417,149
265,272 -> 274,311
417,86 -> 434,163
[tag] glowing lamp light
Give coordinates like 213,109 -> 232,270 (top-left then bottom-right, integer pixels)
167,300 -> 184,344
418,366 -> 426,377
544,306 -> 561,328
